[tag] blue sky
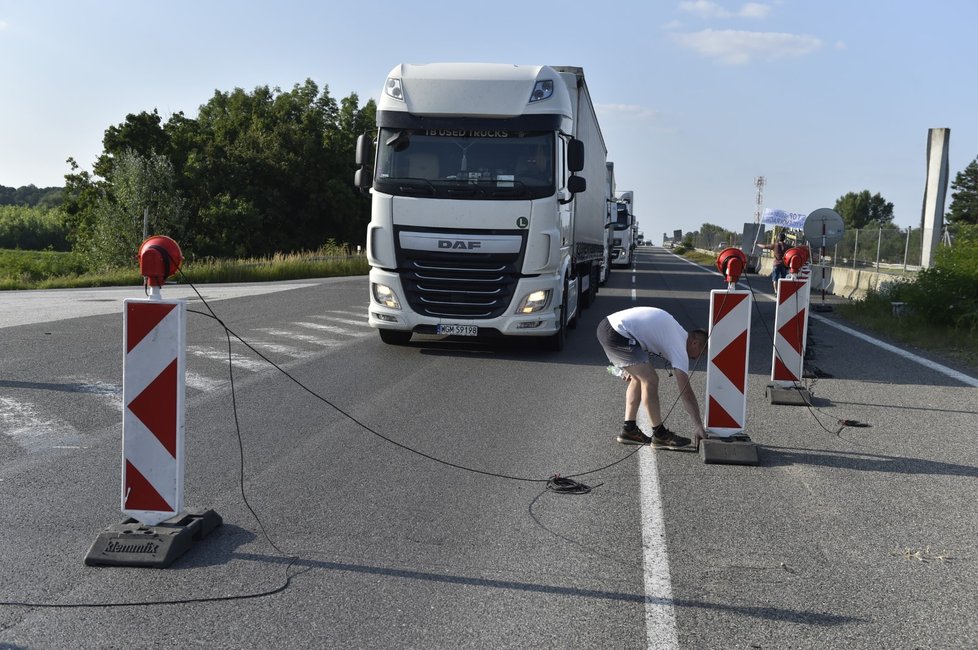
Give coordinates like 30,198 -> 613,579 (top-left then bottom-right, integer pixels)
1,0 -> 976,241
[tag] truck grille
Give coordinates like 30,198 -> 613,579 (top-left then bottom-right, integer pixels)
395,229 -> 526,319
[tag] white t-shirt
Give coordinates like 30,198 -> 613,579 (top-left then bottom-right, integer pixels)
606,307 -> 690,373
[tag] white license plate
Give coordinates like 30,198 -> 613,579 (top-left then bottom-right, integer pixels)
436,324 -> 478,336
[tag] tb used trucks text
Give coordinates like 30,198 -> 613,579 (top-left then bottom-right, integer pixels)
354,63 -> 608,350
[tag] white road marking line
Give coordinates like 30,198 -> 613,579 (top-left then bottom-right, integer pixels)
254,328 -> 345,348
328,309 -> 369,318
185,371 -> 227,393
63,378 -> 123,412
0,397 -> 86,453
294,321 -> 367,337
637,411 -> 680,649
247,340 -> 306,359
634,255 -> 679,648
186,345 -> 266,372
314,315 -> 369,327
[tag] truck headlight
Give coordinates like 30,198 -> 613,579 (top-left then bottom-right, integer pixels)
372,283 -> 401,309
517,289 -> 550,314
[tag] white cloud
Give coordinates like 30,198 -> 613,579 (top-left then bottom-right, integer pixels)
0,20 -> 9,31
675,29 -> 822,64
680,0 -> 730,19
739,2 -> 771,18
596,103 -> 659,120
678,1 -> 772,19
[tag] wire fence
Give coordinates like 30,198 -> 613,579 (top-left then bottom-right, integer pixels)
687,226 -> 942,275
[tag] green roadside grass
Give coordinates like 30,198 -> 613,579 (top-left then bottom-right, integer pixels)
836,297 -> 978,372
0,247 -> 369,290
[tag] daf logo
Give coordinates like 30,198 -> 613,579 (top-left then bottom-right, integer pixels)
438,240 -> 482,250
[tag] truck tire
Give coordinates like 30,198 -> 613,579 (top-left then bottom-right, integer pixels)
379,329 -> 412,345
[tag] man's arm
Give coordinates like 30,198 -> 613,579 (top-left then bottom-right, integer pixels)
674,370 -> 706,440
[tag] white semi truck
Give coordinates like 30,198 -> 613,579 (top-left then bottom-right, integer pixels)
611,190 -> 635,266
601,161 -> 616,284
355,63 -> 608,350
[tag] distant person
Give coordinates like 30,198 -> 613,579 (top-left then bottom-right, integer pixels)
759,231 -> 789,292
596,307 -> 708,449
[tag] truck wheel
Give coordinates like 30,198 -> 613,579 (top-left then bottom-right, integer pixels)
379,329 -> 412,345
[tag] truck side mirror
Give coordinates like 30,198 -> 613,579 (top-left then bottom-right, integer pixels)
567,139 -> 584,172
354,167 -> 372,189
355,133 -> 373,166
567,175 -> 586,194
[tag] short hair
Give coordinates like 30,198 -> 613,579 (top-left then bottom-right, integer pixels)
777,231 -> 787,242
689,328 -> 708,347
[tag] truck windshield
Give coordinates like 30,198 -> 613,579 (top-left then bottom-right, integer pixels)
374,129 -> 555,200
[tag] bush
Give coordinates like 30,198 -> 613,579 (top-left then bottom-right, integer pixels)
0,206 -> 70,251
0,249 -> 90,288
899,226 -> 978,330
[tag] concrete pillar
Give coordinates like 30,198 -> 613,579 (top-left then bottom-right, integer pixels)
921,128 -> 950,268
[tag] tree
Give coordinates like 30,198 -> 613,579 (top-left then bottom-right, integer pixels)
96,110 -> 171,179
63,78 -> 375,260
834,190 -> 894,229
82,149 -> 185,270
946,156 -> 978,226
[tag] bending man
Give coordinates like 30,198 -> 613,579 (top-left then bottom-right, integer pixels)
596,306 -> 708,449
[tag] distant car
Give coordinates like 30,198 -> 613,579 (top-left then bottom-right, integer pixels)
715,242 -> 728,251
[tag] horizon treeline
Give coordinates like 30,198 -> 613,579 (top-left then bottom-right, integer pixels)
6,78 -> 376,265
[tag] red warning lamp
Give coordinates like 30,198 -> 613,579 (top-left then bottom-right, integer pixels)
783,246 -> 809,275
138,236 -> 183,287
716,247 -> 747,285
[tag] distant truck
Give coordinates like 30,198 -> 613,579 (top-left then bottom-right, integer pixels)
601,161 -> 615,284
355,63 -> 608,350
611,191 -> 635,266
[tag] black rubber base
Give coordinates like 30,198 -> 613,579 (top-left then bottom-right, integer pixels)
85,509 -> 222,568
700,435 -> 760,465
766,384 -> 812,406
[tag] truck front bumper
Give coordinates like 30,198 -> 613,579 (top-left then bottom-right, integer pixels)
366,269 -> 561,337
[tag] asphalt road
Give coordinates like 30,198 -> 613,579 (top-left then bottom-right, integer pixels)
1,247 -> 976,649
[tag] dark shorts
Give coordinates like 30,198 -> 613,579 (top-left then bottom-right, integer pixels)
596,318 -> 647,368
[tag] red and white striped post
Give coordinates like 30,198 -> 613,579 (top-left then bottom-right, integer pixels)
705,249 -> 753,437
701,249 -> 758,465
705,290 -> 752,436
770,247 -> 811,388
122,298 -> 186,525
766,246 -> 813,406
770,278 -> 810,387
122,235 -> 188,526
